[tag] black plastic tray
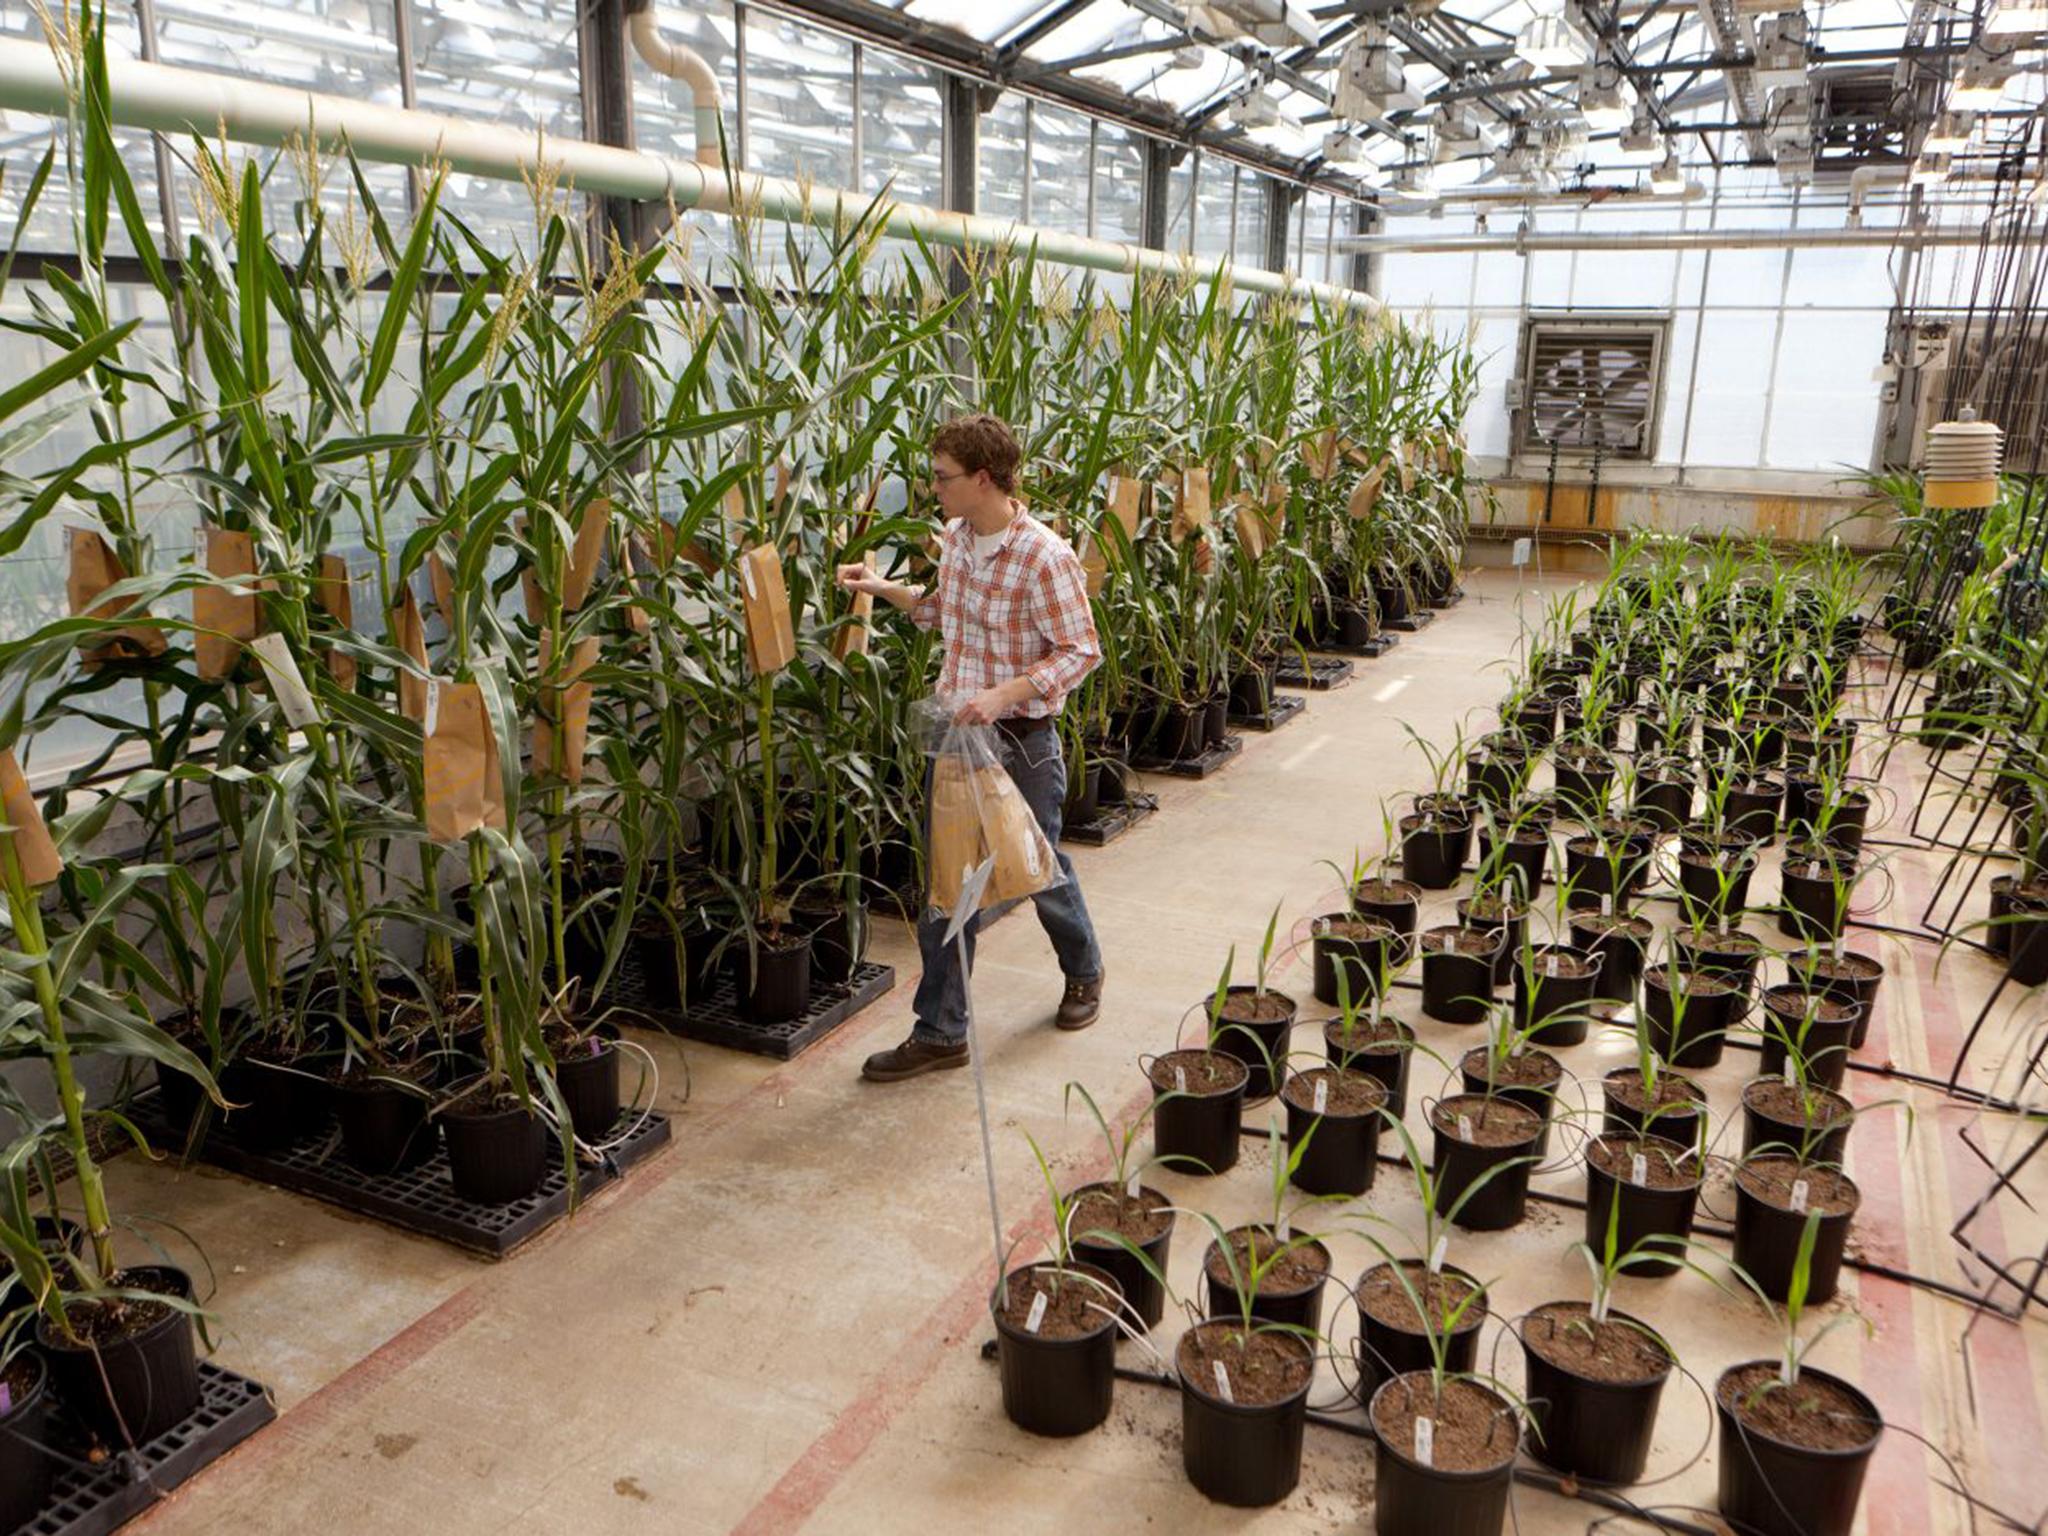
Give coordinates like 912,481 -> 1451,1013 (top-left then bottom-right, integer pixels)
1317,633 -> 1399,657
618,957 -> 897,1062
1428,587 -> 1466,610
1063,791 -> 1159,847
1131,735 -> 1244,780
14,1362 -> 274,1536
1228,694 -> 1307,733
1385,609 -> 1434,632
129,1094 -> 671,1260
1276,656 -> 1355,690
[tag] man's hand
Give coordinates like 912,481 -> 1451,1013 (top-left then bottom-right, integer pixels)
954,679 -> 1033,725
836,562 -> 893,597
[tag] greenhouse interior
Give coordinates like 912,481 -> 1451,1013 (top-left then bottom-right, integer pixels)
0,0 -> 2044,1532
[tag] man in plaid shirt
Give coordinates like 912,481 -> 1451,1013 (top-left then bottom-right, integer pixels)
837,413 -> 1107,1082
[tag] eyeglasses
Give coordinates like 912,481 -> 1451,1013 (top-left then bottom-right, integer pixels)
928,467 -> 971,488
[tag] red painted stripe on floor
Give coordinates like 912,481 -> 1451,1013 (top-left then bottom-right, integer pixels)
725,1081 -> 1155,1536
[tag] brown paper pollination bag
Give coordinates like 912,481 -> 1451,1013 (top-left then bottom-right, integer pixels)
1348,461 -> 1388,521
739,544 -> 796,675
1169,466 -> 1212,545
66,528 -> 167,669
927,755 -> 1062,915
533,629 -> 600,784
927,755 -> 985,914
423,679 -> 507,842
1234,486 -> 1286,559
0,749 -> 61,888
832,552 -> 876,661
520,500 -> 611,625
316,553 -> 357,691
426,551 -> 457,628
1306,426 -> 1340,483
1104,472 -> 1143,542
392,587 -> 430,723
193,523 -> 261,681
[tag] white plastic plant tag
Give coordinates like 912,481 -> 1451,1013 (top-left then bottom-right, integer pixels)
1511,537 -> 1532,567
1781,1355 -> 1798,1387
1548,953 -> 1564,978
423,679 -> 441,735
1174,1066 -> 1188,1093
1790,1179 -> 1811,1213
1025,1291 -> 1048,1335
1600,892 -> 1613,917
1313,1078 -> 1329,1114
1632,1152 -> 1649,1186
1832,934 -> 1845,962
1428,1235 -> 1449,1273
1212,1362 -> 1235,1404
250,633 -> 318,729
1414,1416 -> 1436,1467
1458,1112 -> 1474,1141
1126,1168 -> 1143,1200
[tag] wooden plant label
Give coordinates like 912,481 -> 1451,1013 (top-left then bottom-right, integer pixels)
423,679 -> 507,841
316,553 -> 358,690
1458,1112 -> 1474,1142
249,634 -> 318,729
1125,1168 -> 1142,1200
0,749 -> 62,887
1413,1416 -> 1435,1468
66,527 -> 166,667
739,544 -> 797,676
192,523 -> 261,681
1211,1362 -> 1234,1404
1024,1291 -> 1048,1335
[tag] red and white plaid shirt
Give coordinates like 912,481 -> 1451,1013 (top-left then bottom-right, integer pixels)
911,503 -> 1101,718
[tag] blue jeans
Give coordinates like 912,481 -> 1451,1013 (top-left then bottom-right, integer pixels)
912,728 -> 1104,1045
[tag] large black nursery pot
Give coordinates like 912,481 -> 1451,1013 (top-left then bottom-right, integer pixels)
797,899 -> 870,989
1370,1374 -> 1520,1536
1778,847 -> 1856,942
1149,1050 -> 1249,1175
1355,1261 -> 1488,1404
442,1092 -> 549,1205
1551,747 -> 1614,822
1401,810 -> 1472,890
1602,1066 -> 1707,1150
1567,911 -> 1653,1001
1420,925 -> 1498,1024
1177,1322 -> 1315,1508
1740,1076 -> 1853,1167
1513,944 -> 1599,1046
1459,1047 -> 1565,1158
1716,1362 -> 1882,1536
1354,878 -> 1422,957
1455,895 -> 1527,987
334,1064 -> 439,1176
1202,1229 -> 1333,1336
1643,965 -> 1742,1069
1068,1183 -> 1175,1331
1583,1133 -> 1703,1278
1465,744 -> 1527,807
1473,823 -> 1550,901
1805,949 -> 1885,1049
1758,986 -> 1861,1092
1431,1094 -> 1542,1231
1725,776 -> 1785,843
0,1353 -> 53,1529
37,1264 -> 201,1448
217,1052 -> 327,1153
1521,1302 -> 1673,1487
731,928 -> 815,1024
993,1261 -> 1120,1437
1676,836 -> 1759,925
1562,833 -> 1649,912
1323,1014 -> 1415,1116
1733,1157 -> 1859,1304
2006,881 -> 2048,985
554,1032 -> 625,1141
1282,1067 -> 1387,1197
1212,985 -> 1298,1100
1311,914 -> 1397,1007
1632,758 -> 1696,830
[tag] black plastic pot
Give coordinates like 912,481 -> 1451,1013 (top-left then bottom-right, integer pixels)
1204,693 -> 1229,749
1400,813 -> 1472,890
334,1070 -> 438,1176
1455,897 -> 1527,987
1677,845 -> 1757,925
1740,1077 -> 1853,1166
796,900 -> 869,990
1804,952 -> 1883,1049
1064,759 -> 1104,826
1552,754 -> 1614,821
1778,853 -> 1855,942
627,918 -> 686,1007
732,931 -> 815,1024
1356,1262 -> 1487,1407
37,1264 -> 200,1448
1633,773 -> 1695,832
1323,1016 -> 1415,1116
1355,880 -> 1423,960
1725,779 -> 1784,843
1521,1304 -> 1672,1486
1333,601 -> 1374,649
1758,987 -> 1860,1091
1733,1160 -> 1858,1303
0,1352 -> 53,1529
1212,986 -> 1297,1100
1420,927 -> 1497,1024
1283,1071 -> 1386,1196
1567,913 -> 1652,1001
1145,702 -> 1205,762
1562,836 -> 1648,912
1149,1052 -> 1249,1176
1988,875 -> 2017,958
1069,1185 -> 1174,1331
1229,660 -> 1277,718
1370,1374 -> 1518,1536
1203,1232 -> 1332,1335
1583,1134 -> 1702,1277
1459,1048 -> 1565,1158
1601,1067 -> 1707,1150
2009,889 -> 2048,985
1473,827 -> 1550,902
993,1262 -> 1119,1437
442,1095 -> 548,1205
1643,966 -> 1742,1069
1513,944 -> 1599,1046
1513,696 -> 1558,746
1465,749 -> 1526,808
554,1035 -> 623,1141
1178,1323 -> 1315,1507
1311,915 -> 1397,1007
217,1054 -> 325,1152
1716,1363 -> 1881,1536
1432,1095 -> 1542,1231
1786,782 -> 1871,860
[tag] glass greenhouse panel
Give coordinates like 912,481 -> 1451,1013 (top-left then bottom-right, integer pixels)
1094,123 -> 1143,245
1765,311 -> 1884,471
151,0 -> 403,100
980,92 -> 1026,224
1233,170 -> 1267,268
1027,99 -> 1091,237
861,49 -> 943,209
1682,309 -> 1776,465
1164,146 -> 1195,255
744,10 -> 854,189
1190,155 -> 1231,265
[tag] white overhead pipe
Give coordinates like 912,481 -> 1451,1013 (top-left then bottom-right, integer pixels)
624,0 -> 722,168
1337,222 -> 2043,254
0,39 -> 1378,314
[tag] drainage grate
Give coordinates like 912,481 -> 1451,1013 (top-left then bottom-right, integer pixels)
128,1095 -> 671,1260
617,958 -> 897,1061
1228,694 -> 1307,733
1063,791 -> 1159,848
1130,735 -> 1245,780
1275,656 -> 1354,690
16,1362 -> 274,1536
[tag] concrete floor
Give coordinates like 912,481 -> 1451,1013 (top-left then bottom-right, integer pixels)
81,568 -> 2047,1535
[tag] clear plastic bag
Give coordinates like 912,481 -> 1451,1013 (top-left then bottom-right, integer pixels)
920,697 -> 1066,921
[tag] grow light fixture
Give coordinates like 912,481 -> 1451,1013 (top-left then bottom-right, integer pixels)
1436,103 -> 1499,158
1923,110 -> 1976,152
1334,29 -> 1425,117
1909,151 -> 1952,184
1515,12 -> 1590,70
1753,12 -> 1810,92
1985,0 -> 2048,35
1321,130 -> 1372,165
1228,89 -> 1285,130
1184,0 -> 1319,48
1617,112 -> 1665,162
1950,49 -> 2013,108
1167,44 -> 1206,70
1578,66 -> 1633,130
1649,149 -> 1687,193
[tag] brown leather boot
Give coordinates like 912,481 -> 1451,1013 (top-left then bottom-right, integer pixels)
1056,968 -> 1105,1031
861,1035 -> 969,1083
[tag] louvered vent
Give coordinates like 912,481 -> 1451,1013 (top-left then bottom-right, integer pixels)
1518,319 -> 1665,459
